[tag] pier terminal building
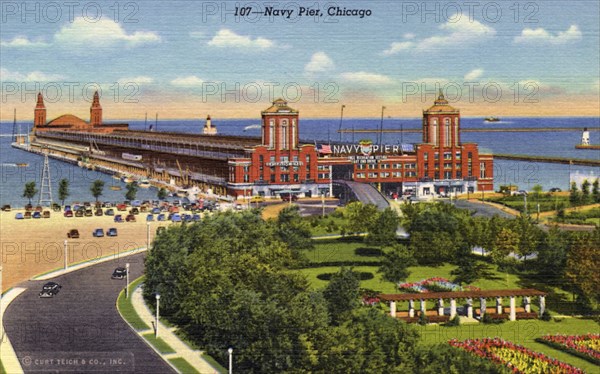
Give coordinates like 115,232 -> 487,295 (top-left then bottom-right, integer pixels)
24,91 -> 493,199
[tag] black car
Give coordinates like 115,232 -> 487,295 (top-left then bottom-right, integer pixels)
111,267 -> 127,279
39,282 -> 61,298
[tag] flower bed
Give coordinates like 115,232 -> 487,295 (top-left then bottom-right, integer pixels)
398,277 -> 480,293
536,334 -> 600,366
449,338 -> 585,374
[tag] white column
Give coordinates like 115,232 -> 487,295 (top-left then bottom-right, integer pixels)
420,299 -> 426,315
480,298 -> 486,319
524,296 -> 531,313
467,298 -> 473,319
496,297 -> 503,314
438,298 -> 444,316
450,298 -> 457,318
408,299 -> 415,318
390,301 -> 396,317
539,296 -> 546,316
509,296 -> 516,321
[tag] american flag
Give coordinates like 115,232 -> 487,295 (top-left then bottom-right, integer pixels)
317,144 -> 332,154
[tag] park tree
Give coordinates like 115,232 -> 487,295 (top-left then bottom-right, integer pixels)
125,182 -> 138,201
345,202 -> 378,235
451,248 -> 495,285
275,205 -> 313,251
410,231 -> 457,266
569,181 -> 581,206
322,267 -> 361,324
565,229 -> 600,308
157,187 -> 168,200
491,227 -> 520,265
535,226 -> 569,285
581,179 -> 592,205
512,214 -> 541,262
90,180 -> 104,202
58,178 -> 70,206
592,178 -> 600,203
378,244 -> 415,288
531,184 -> 543,199
22,181 -> 38,205
366,207 -> 399,247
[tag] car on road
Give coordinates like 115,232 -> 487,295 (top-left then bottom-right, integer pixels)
67,229 -> 80,239
114,214 -> 123,223
15,212 -> 24,220
280,193 -> 298,202
107,227 -> 118,237
111,267 -> 127,279
105,208 -> 115,216
92,228 -> 104,237
125,214 -> 136,222
39,282 -> 61,298
64,210 -> 73,218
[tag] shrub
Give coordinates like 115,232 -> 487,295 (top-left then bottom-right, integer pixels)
317,271 -> 374,281
482,313 -> 507,324
418,312 -> 429,325
354,247 -> 384,257
446,315 -> 461,327
540,310 -> 552,321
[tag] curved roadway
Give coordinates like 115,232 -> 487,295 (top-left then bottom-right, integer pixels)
336,180 -> 390,210
3,253 -> 174,374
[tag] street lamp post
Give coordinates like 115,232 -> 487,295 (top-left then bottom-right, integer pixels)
228,347 -> 233,374
155,293 -> 160,337
125,263 -> 130,299
146,222 -> 150,250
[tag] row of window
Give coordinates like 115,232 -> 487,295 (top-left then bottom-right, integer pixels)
266,119 -> 297,149
355,163 -> 417,170
355,171 -> 418,179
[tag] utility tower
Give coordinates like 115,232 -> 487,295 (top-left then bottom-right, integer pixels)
38,147 -> 54,206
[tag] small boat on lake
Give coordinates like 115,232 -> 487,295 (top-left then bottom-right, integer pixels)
484,116 -> 500,122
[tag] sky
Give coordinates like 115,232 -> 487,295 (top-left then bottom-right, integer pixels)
1,0 -> 599,120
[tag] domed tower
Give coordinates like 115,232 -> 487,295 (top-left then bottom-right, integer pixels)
34,92 -> 46,127
422,89 -> 460,148
261,98 -> 299,150
90,91 -> 102,126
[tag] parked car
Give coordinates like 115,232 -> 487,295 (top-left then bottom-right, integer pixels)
75,209 -> 84,217
92,228 -> 104,237
67,229 -> 80,239
102,202 -> 112,208
131,200 -> 141,207
116,204 -> 127,211
111,267 -> 127,279
151,207 -> 161,214
84,209 -> 93,217
146,214 -> 154,221
64,210 -> 73,218
192,214 -> 201,222
157,213 -> 166,221
1,204 -> 11,212
114,214 -> 123,223
25,204 -> 33,211
64,205 -> 72,212
32,211 -> 42,219
129,207 -> 140,215
125,214 -> 136,222
171,213 -> 182,222
94,209 -> 103,216
42,211 -> 51,218
39,282 -> 61,298
35,205 -> 43,212
107,228 -> 118,237
15,212 -> 24,220
52,203 -> 61,212
105,208 -> 115,216
24,211 -> 32,219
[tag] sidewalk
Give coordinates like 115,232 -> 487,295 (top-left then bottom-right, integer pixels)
130,284 -> 221,373
1,288 -> 26,374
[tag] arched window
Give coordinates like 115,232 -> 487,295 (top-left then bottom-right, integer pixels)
269,119 -> 275,148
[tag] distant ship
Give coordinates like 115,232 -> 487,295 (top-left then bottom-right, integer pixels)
484,116 -> 500,122
110,186 -> 122,191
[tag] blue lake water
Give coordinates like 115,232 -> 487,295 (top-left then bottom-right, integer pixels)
1,117 -> 598,206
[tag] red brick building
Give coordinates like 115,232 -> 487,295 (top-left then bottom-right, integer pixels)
228,94 -> 493,198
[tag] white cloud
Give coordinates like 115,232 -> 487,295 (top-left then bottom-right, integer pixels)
305,52 -> 334,74
383,16 -> 495,54
403,33 -> 416,40
118,76 -> 154,85
1,68 -> 64,82
170,76 -> 204,86
464,69 -> 484,81
514,25 -> 582,44
340,71 -> 393,85
207,29 -> 274,49
189,31 -> 205,38
0,36 -> 49,48
54,17 -> 160,46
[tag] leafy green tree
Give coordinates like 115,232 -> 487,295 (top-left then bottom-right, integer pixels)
378,245 -> 415,288
323,267 -> 360,324
569,181 -> 581,206
366,207 -> 399,247
451,249 -> 495,285
275,205 -> 313,251
531,184 -> 543,199
125,182 -> 138,201
58,178 -> 70,206
90,180 -> 104,202
22,181 -> 38,205
592,178 -> 599,203
535,226 -> 569,285
581,179 -> 592,205
410,231 -> 457,266
345,202 -> 378,235
491,227 -> 519,265
512,214 -> 541,261
565,228 -> 600,308
157,187 -> 168,200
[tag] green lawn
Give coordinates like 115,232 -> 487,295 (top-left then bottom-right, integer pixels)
117,276 -> 150,331
307,214 -> 349,236
418,318 -> 600,373
142,332 -> 176,354
303,240 -> 382,264
168,358 -> 201,373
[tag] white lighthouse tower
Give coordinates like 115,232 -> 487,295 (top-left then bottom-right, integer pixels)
203,115 -> 217,135
581,127 -> 590,145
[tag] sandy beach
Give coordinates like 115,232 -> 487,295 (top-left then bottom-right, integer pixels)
0,209 -> 171,291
